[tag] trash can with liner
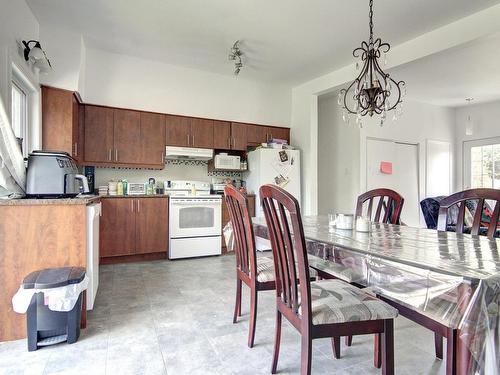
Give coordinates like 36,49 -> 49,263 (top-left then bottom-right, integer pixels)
12,267 -> 88,351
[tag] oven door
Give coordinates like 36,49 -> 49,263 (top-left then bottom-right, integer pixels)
170,198 -> 222,238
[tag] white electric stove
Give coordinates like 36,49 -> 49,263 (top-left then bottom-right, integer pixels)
165,180 -> 222,259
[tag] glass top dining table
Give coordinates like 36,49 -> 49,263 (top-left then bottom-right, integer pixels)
251,215 -> 500,375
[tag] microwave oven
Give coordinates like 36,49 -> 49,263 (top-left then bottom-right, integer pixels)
214,154 -> 240,170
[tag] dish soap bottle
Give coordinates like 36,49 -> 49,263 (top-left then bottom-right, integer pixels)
117,180 -> 124,195
191,183 -> 196,196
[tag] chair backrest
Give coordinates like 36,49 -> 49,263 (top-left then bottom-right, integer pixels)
259,184 -> 311,327
356,188 -> 404,224
437,188 -> 500,239
224,185 -> 257,279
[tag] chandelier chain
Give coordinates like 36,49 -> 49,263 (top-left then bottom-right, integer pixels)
369,0 -> 374,45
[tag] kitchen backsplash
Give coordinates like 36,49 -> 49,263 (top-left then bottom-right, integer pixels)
94,160 -> 241,188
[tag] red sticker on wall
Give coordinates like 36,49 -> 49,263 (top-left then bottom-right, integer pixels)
380,161 -> 393,174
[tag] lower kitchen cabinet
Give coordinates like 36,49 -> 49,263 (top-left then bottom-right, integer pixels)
135,198 -> 169,254
100,197 -> 168,262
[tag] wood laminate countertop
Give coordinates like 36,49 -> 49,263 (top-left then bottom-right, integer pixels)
0,196 -> 101,206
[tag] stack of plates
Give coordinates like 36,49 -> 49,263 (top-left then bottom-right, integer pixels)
98,186 -> 109,196
108,181 -> 117,196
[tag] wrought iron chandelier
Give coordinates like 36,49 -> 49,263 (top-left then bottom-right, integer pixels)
338,0 -> 406,127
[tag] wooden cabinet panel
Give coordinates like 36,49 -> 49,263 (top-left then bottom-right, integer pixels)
191,118 -> 214,148
213,120 -> 231,149
268,126 -> 290,143
135,198 -> 168,254
247,124 -> 268,145
100,198 -> 136,257
140,112 -> 165,166
42,86 -> 74,156
113,109 -> 141,164
165,115 -> 190,147
84,105 -> 114,163
230,122 -> 248,151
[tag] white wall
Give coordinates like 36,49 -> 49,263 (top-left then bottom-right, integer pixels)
83,47 -> 291,126
318,94 -> 360,214
455,100 -> 500,190
0,0 -> 39,113
318,95 -> 455,215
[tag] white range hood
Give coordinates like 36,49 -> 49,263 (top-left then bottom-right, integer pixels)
164,146 -> 213,161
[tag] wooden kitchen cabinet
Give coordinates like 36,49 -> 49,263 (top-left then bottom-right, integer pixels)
84,105 -> 114,163
165,115 -> 190,147
140,112 -> 165,166
247,124 -> 268,145
268,126 -> 290,142
230,122 -> 248,151
100,197 -> 169,263
190,118 -> 214,148
100,198 -> 136,257
42,86 -> 82,162
135,198 -> 168,254
213,120 -> 231,149
113,109 -> 141,164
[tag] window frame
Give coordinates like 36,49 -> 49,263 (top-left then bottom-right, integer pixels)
463,136 -> 500,189
11,78 -> 29,154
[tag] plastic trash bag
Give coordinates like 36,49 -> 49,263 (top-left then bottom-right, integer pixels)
12,275 -> 89,313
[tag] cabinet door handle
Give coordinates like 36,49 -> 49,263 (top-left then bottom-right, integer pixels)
131,199 -> 134,213
137,199 -> 140,212
108,149 -> 112,161
74,142 -> 78,157
192,134 -> 195,146
161,151 -> 164,164
115,149 -> 118,161
228,136 -> 231,149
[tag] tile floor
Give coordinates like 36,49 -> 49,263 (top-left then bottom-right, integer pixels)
0,255 -> 446,374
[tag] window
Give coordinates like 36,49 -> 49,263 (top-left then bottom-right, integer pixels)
10,64 -> 36,158
470,143 -> 500,189
11,81 -> 28,147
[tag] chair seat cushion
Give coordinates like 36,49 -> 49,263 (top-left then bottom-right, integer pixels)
256,256 -> 276,283
307,280 -> 398,325
255,256 -> 317,283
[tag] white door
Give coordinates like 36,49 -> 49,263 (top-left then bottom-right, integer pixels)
366,139 -> 420,227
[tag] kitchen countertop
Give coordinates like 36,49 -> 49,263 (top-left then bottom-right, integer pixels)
0,195 -> 101,206
99,194 -> 170,198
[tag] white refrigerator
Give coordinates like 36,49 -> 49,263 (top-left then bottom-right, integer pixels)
245,148 -> 301,217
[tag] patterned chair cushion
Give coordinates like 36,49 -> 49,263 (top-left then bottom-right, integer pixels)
306,280 -> 398,325
256,256 -> 276,283
255,256 -> 317,283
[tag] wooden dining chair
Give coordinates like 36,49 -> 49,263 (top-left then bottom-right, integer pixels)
224,185 -> 276,348
356,188 -> 405,224
433,188 -> 500,362
260,184 -> 398,375
437,188 -> 500,239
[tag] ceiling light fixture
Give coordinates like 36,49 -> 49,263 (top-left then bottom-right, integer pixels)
22,40 -> 52,74
338,0 -> 406,128
228,40 -> 243,76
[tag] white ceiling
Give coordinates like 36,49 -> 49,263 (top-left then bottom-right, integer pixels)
26,0 -> 500,85
387,32 -> 500,107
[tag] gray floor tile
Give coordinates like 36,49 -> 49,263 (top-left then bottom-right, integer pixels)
1,255 -> 448,374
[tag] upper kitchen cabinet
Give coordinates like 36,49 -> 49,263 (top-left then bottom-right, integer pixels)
41,86 -> 82,163
190,118 -> 213,148
230,122 -> 248,151
84,105 -> 114,163
165,115 -> 190,147
140,112 -> 165,166
268,126 -> 290,143
213,120 -> 231,149
84,106 -> 165,168
246,124 -> 268,146
113,109 -> 141,164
